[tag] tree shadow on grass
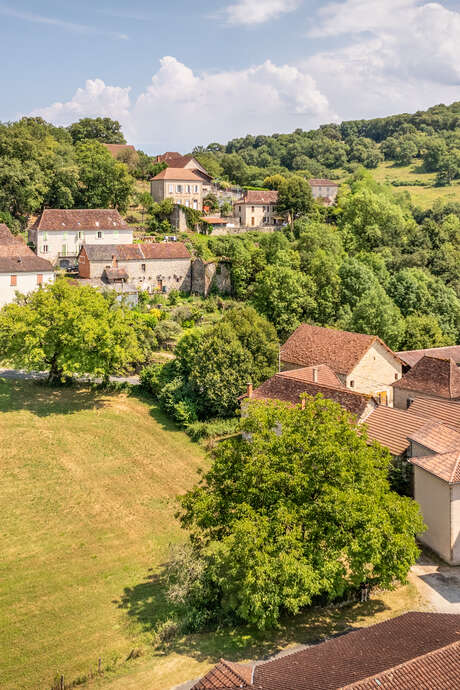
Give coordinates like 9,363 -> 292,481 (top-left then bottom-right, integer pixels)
0,378 -> 107,417
115,566 -> 388,666
127,387 -> 188,434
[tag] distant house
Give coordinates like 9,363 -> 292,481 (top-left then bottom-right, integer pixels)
281,324 -> 402,406
244,366 -> 377,423
102,143 -> 139,165
28,209 -> 133,267
155,152 -> 213,193
78,241 -> 192,293
233,190 -> 280,228
191,612 -> 460,690
150,168 -> 204,210
309,178 -> 339,205
393,355 -> 460,409
398,345 -> 460,368
0,223 -> 54,307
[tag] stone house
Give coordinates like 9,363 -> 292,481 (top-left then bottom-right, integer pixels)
191,258 -> 232,297
281,324 -> 403,406
398,345 -> 460,368
28,209 -> 133,267
233,190 -> 280,228
155,152 -> 213,193
78,242 -> 192,293
0,224 -> 54,307
392,355 -> 460,409
150,168 -> 204,209
309,178 -> 339,205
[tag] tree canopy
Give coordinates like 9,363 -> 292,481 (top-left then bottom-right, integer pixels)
67,117 -> 126,145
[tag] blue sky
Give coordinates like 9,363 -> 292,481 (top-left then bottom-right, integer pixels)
1,0 -> 459,153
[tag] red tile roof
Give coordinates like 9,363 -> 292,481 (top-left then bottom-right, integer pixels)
342,640 -> 460,689
281,324 -> 399,375
0,224 -> 23,245
364,406 -> 430,456
0,226 -> 54,273
278,365 -> 344,388
102,143 -> 137,158
309,178 -> 339,186
237,190 -> 279,205
82,242 -> 190,262
398,345 -> 460,367
192,659 -> 253,689
407,420 -> 460,454
410,450 -> 460,483
30,209 -> 129,231
393,355 -> 460,400
156,151 -> 182,162
139,242 -> 191,259
192,613 -> 460,690
408,397 -> 460,432
249,373 -> 375,419
151,167 -> 203,182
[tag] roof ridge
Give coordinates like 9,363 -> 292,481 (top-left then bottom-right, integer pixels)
220,658 -> 253,686
274,373 -> 372,399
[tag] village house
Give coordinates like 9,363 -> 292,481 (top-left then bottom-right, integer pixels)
0,224 -> 54,307
281,324 -> 402,406
191,612 -> 460,690
392,355 -> 460,409
155,152 -> 213,194
150,168 -> 204,209
78,241 -> 192,293
102,143 -> 139,166
233,190 -> 281,228
28,209 -> 133,267
309,178 -> 339,205
398,344 -> 460,368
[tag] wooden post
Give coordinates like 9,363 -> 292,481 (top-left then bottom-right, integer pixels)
98,658 -> 102,673
60,675 -> 64,690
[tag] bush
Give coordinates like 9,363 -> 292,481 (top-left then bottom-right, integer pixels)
185,417 -> 240,442
154,320 -> 182,347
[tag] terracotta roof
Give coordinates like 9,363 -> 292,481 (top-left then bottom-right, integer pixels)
151,167 -> 203,182
236,190 -> 278,205
398,345 -> 460,367
103,267 -> 128,282
0,224 -> 23,245
342,640 -> 460,689
30,209 -> 129,232
407,420 -> 460,454
278,365 -> 344,388
201,217 -> 229,224
82,242 -> 190,262
249,373 -> 374,419
281,324 -> 399,375
408,397 -> 460,432
192,659 -> 253,690
393,355 -> 460,399
102,143 -> 137,157
138,242 -> 191,259
156,151 -> 181,162
410,450 -> 460,483
309,178 -> 339,186
364,406 -> 430,456
192,613 -> 460,690
0,230 -> 54,273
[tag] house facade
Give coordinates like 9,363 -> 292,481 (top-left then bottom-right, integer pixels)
150,168 -> 204,209
28,209 -> 133,266
281,324 -> 402,406
0,224 -> 54,307
233,190 -> 280,228
78,241 -> 192,293
309,178 -> 339,205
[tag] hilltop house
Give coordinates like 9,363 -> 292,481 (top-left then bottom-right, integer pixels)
233,190 -> 280,228
155,152 -> 213,193
150,168 -> 204,209
191,613 -> 460,690
78,241 -> 192,293
281,324 -> 402,406
29,209 -> 133,267
0,224 -> 54,307
309,178 -> 339,205
102,143 -> 138,165
392,355 -> 460,409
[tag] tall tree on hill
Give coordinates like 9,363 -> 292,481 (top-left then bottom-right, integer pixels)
74,140 -> 134,213
68,117 -> 126,145
276,176 -> 315,231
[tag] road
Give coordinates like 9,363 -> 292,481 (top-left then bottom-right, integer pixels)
0,368 -> 140,385
411,554 -> 460,613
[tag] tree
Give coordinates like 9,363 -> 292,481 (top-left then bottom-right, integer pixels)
203,193 -> 219,212
74,140 -> 134,213
263,174 -> 286,190
276,176 -> 315,231
251,264 -> 315,338
0,279 -> 141,383
68,117 -> 126,145
177,397 -> 423,629
401,314 -> 452,350
347,284 -> 405,350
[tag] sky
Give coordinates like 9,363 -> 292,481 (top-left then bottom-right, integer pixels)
1,0 -> 459,153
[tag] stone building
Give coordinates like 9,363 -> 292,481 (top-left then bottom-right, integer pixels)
150,168 -> 204,209
392,355 -> 460,409
78,242 -> 192,293
191,258 -> 232,297
233,190 -> 280,228
28,209 -> 133,267
309,178 -> 339,205
155,153 -> 213,194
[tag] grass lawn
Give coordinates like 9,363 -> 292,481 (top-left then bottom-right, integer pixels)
0,379 -> 206,690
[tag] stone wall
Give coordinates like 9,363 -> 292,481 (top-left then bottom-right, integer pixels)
191,258 -> 232,297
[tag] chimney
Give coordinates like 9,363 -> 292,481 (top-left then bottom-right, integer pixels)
247,383 -> 253,398
312,366 -> 318,383
112,254 -> 118,268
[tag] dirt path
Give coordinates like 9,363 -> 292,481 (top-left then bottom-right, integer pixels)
411,554 -> 460,613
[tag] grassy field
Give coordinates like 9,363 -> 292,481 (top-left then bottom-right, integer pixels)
0,379 -> 206,690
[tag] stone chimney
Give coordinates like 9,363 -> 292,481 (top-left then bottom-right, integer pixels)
112,254 -> 118,268
312,366 -> 318,383
247,383 -> 253,398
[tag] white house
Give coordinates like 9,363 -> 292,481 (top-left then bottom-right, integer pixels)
28,209 -> 133,267
0,224 -> 54,307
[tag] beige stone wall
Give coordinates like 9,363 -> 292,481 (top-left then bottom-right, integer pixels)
150,179 -> 203,209
233,202 -> 279,227
84,258 -> 192,292
393,387 -> 448,410
451,483 -> 460,565
414,467 -> 452,563
347,341 -> 401,405
410,441 -> 437,458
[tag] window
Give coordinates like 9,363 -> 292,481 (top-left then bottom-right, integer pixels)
186,185 -> 191,193
114,230 -> 119,238
10,274 -> 17,286
42,245 -> 48,254
394,373 -> 399,381
63,232 -> 68,240
194,185 -> 199,193
193,200 -> 198,210
42,232 -> 48,241
251,206 -> 255,212
407,398 -> 414,409
176,184 -> 183,193
185,200 -> 190,207
78,231 -> 84,239
141,263 -> 146,272
97,231 -> 102,239
61,244 -> 67,257
349,380 -> 355,388
168,184 -> 174,193
37,274 -> 43,285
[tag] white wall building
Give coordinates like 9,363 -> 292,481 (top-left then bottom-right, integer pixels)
28,209 -> 133,267
0,223 -> 54,307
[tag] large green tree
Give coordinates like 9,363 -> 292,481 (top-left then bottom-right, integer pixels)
68,117 -> 126,145
276,176 -> 315,230
74,140 -> 134,212
0,279 -> 141,383
177,397 -> 423,629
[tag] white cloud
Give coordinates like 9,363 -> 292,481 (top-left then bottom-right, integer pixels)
0,5 -> 128,39
224,0 -> 301,26
32,56 -> 336,153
